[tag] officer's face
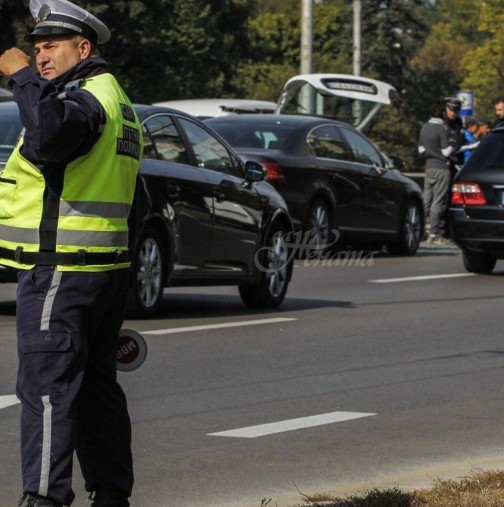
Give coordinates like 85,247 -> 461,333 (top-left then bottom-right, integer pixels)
33,35 -> 91,80
445,107 -> 459,120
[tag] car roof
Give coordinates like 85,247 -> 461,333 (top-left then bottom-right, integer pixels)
133,104 -> 204,122
151,98 -> 277,118
0,100 -> 18,111
205,113 -> 350,128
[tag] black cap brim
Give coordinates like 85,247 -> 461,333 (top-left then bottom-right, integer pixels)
25,26 -> 81,42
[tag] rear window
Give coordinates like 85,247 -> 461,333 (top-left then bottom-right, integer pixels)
209,120 -> 297,150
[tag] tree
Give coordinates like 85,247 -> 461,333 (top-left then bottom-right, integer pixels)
0,0 -> 32,90
1,0 -> 255,103
4,0 -> 497,170
232,1 -> 349,101
235,0 -> 436,166
460,0 -> 504,119
93,0 -> 255,103
410,0 -> 486,119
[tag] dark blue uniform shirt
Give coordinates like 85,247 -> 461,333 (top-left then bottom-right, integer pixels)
8,58 -> 107,169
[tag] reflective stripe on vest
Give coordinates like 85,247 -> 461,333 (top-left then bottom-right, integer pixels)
0,224 -> 39,245
57,229 -> 129,248
0,225 -> 127,249
59,200 -> 132,219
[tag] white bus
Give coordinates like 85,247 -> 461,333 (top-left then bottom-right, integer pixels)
275,73 -> 398,131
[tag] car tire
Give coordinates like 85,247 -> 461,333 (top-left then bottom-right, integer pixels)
127,227 -> 166,318
386,199 -> 423,256
462,249 -> 496,274
239,223 -> 292,308
303,199 -> 333,256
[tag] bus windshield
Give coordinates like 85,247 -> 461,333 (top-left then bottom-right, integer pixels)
276,74 -> 398,131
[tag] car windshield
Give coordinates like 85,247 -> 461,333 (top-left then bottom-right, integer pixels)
209,120 -> 298,150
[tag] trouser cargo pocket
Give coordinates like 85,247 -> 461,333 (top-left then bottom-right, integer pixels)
17,331 -> 72,397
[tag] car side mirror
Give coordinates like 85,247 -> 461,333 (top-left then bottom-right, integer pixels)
245,161 -> 266,182
388,155 -> 407,171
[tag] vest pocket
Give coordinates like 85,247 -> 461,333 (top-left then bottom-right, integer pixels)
0,175 -> 17,218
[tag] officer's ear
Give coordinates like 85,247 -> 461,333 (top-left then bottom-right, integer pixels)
77,37 -> 92,60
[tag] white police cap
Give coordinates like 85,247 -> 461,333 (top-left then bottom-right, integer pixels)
26,0 -> 111,45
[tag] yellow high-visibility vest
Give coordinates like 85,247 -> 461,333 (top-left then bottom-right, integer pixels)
0,73 -> 142,272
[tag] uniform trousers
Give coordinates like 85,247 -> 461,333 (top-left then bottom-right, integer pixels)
16,266 -> 133,506
422,166 -> 452,237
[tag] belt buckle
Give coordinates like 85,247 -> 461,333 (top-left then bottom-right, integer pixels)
77,249 -> 86,266
15,246 -> 23,264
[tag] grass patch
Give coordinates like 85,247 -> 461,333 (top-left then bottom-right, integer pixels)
277,469 -> 504,507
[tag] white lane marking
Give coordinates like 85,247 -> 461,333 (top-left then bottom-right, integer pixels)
370,273 -> 475,283
207,411 -> 376,438
141,317 -> 297,335
0,395 -> 20,410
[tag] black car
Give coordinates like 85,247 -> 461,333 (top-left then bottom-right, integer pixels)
450,127 -> 504,273
0,102 -> 294,317
206,114 -> 424,256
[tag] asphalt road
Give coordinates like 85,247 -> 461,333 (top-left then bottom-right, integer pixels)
2,243 -> 504,507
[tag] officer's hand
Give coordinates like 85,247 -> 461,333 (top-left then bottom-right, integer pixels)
0,47 -> 31,76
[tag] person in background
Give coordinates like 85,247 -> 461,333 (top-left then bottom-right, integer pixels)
476,118 -> 491,138
0,0 -> 142,505
418,103 -> 454,245
443,97 -> 464,175
459,116 -> 481,162
493,96 -> 504,127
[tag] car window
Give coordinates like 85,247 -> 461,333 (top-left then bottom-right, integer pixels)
207,119 -> 298,150
178,117 -> 243,177
142,114 -> 189,164
0,108 -> 23,148
307,125 -> 352,161
215,125 -> 265,148
340,127 -> 383,166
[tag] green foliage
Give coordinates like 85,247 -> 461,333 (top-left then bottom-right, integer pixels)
96,0 -> 254,103
232,62 -> 296,102
460,0 -> 504,118
0,0 -> 254,103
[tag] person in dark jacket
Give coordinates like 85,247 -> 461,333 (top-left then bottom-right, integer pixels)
443,97 -> 464,176
493,96 -> 504,127
418,103 -> 454,245
0,1 -> 141,506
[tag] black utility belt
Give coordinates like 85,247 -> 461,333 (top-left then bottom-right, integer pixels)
0,247 -> 130,266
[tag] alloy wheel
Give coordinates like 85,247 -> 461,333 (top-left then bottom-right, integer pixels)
136,237 -> 163,308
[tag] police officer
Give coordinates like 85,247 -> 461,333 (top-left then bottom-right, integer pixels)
443,97 -> 465,175
0,1 -> 142,506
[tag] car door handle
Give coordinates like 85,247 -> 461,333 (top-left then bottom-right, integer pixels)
166,182 -> 181,198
